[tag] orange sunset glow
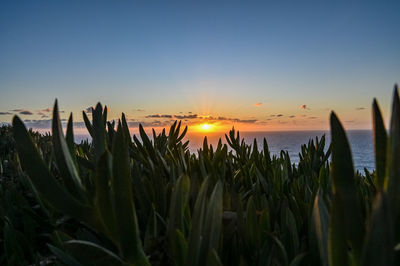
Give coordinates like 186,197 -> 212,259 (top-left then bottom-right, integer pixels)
192,122 -> 218,133
2,2 -> 400,265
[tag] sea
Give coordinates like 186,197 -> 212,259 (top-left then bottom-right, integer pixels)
76,130 -> 374,172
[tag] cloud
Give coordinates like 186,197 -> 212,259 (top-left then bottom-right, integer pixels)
289,115 -> 295,118
41,108 -> 51,112
146,114 -> 173,118
208,116 -> 257,124
300,104 -> 310,110
19,110 -> 33,115
308,116 -> 318,119
235,119 -> 257,123
145,114 -> 198,119
37,110 -> 52,117
0,112 -> 12,115
254,102 -> 263,107
135,109 -> 145,112
143,113 -> 257,125
356,107 -> 366,110
276,114 -> 283,117
174,114 -> 198,119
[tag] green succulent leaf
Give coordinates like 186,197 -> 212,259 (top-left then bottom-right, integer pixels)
64,240 -> 125,266
112,121 -> 149,265
82,109 -> 94,137
48,244 -> 83,266
168,175 -> 190,241
52,100 -> 85,199
94,151 -> 118,243
311,190 -> 329,266
329,112 -> 365,265
372,99 -> 387,189
12,115 -> 94,223
387,85 -> 400,237
66,112 -> 76,163
361,192 -> 394,266
92,103 -> 107,163
172,229 -> 188,266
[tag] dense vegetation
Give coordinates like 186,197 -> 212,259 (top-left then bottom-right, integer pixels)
1,86 -> 399,265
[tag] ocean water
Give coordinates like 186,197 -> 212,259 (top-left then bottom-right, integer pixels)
76,130 -> 375,172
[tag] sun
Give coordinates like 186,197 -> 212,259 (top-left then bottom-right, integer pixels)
199,123 -> 213,132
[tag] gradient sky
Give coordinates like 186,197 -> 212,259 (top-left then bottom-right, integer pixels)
1,1 -> 399,133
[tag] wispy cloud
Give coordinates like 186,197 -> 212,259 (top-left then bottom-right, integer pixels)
135,109 -> 145,112
268,114 -> 284,118
0,112 -> 12,115
143,113 -> 257,124
254,102 -> 263,107
145,113 -> 199,119
19,110 -> 33,115
37,110 -> 50,117
207,116 -> 257,124
174,114 -> 198,119
355,107 -> 366,110
146,114 -> 173,118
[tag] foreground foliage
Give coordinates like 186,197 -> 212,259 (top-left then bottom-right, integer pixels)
1,85 -> 399,265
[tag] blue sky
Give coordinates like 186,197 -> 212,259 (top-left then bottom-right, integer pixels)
1,1 -> 399,132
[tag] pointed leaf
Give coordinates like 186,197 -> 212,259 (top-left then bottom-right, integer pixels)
387,85 -> 400,233
52,100 -> 84,198
92,103 -> 106,163
112,122 -> 149,265
329,112 -> 365,264
12,116 -> 94,222
82,109 -> 94,137
361,192 -> 394,266
64,240 -> 124,266
372,99 -> 387,189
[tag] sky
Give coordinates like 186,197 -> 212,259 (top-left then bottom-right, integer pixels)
1,1 -> 399,133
